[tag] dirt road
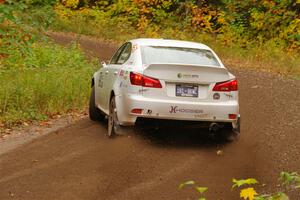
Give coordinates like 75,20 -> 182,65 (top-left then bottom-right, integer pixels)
0,32 -> 299,200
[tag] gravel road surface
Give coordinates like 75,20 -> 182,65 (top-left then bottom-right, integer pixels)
0,32 -> 299,200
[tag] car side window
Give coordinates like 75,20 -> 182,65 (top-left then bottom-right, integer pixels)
110,44 -> 126,65
116,43 -> 132,64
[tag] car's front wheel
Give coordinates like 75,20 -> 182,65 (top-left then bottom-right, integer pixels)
89,86 -> 105,121
108,96 -> 120,138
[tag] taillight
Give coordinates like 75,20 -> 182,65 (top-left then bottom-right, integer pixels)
130,72 -> 162,88
213,79 -> 238,92
228,114 -> 237,119
131,108 -> 143,114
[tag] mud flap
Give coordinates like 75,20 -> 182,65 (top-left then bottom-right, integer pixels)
232,115 -> 240,135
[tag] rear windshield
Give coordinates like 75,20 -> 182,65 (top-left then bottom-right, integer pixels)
141,46 -> 220,66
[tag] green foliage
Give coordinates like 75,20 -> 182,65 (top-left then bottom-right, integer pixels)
0,1 -> 55,65
0,1 -> 94,127
178,180 -> 208,200
0,41 -> 95,127
280,171 -> 300,188
18,0 -> 58,6
52,4 -> 300,78
222,0 -> 300,49
179,172 -> 299,200
232,178 -> 259,189
195,186 -> 208,194
55,0 -> 300,51
178,180 -> 196,189
232,172 -> 300,200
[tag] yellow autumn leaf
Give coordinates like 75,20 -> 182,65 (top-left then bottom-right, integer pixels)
240,187 -> 257,200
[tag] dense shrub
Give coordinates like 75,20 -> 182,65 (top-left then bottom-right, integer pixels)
0,42 -> 94,126
52,1 -> 300,78
57,0 -> 300,51
0,1 -> 95,127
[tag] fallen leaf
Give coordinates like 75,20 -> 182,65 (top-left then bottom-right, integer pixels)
232,178 -> 258,189
240,187 -> 257,200
195,186 -> 208,194
178,180 -> 195,189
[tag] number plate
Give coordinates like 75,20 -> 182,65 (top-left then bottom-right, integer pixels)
176,85 -> 198,97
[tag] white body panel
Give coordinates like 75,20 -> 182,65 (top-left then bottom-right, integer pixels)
93,38 -> 239,127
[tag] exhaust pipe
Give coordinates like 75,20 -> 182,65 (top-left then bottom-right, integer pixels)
209,123 -> 220,132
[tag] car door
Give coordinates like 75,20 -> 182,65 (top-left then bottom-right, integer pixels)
102,43 -> 132,111
101,42 -> 131,111
96,44 -> 126,113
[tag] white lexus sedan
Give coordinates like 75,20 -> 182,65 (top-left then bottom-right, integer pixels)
89,38 -> 240,138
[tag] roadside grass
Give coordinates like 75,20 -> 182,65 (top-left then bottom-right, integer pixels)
52,6 -> 300,79
0,41 -> 96,128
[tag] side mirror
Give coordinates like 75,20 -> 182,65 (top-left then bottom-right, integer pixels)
100,60 -> 108,68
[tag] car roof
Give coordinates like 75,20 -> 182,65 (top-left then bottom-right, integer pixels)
129,38 -> 211,50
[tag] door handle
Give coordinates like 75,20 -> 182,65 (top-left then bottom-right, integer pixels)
113,71 -> 118,75
105,70 -> 109,75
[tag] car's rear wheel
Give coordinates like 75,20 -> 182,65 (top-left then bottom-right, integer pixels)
108,96 -> 120,138
89,86 -> 105,121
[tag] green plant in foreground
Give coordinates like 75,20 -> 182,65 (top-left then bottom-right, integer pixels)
179,171 -> 300,200
178,180 -> 208,200
0,1 -> 96,128
0,40 -> 96,127
280,171 -> 300,188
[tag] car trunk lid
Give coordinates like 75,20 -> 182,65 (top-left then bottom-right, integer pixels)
142,63 -> 230,100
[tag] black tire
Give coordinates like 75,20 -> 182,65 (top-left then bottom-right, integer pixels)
89,86 -> 105,121
107,96 -> 120,138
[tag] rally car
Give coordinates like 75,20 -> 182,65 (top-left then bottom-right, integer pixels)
89,38 -> 240,137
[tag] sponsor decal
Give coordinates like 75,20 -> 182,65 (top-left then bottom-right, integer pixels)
169,106 -> 203,114
124,71 -> 129,80
132,44 -> 138,52
177,73 -> 199,79
98,74 -> 103,88
119,70 -> 124,77
138,88 -> 149,92
194,113 -> 209,118
146,109 -> 152,115
224,93 -> 233,98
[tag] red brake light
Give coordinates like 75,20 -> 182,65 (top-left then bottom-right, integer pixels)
228,114 -> 237,119
130,72 -> 162,88
213,79 -> 238,92
131,108 -> 143,114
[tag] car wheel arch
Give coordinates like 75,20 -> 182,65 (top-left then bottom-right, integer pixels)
91,77 -> 95,87
110,90 -> 115,102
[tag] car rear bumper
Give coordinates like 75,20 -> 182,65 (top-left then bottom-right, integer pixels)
116,94 -> 239,126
